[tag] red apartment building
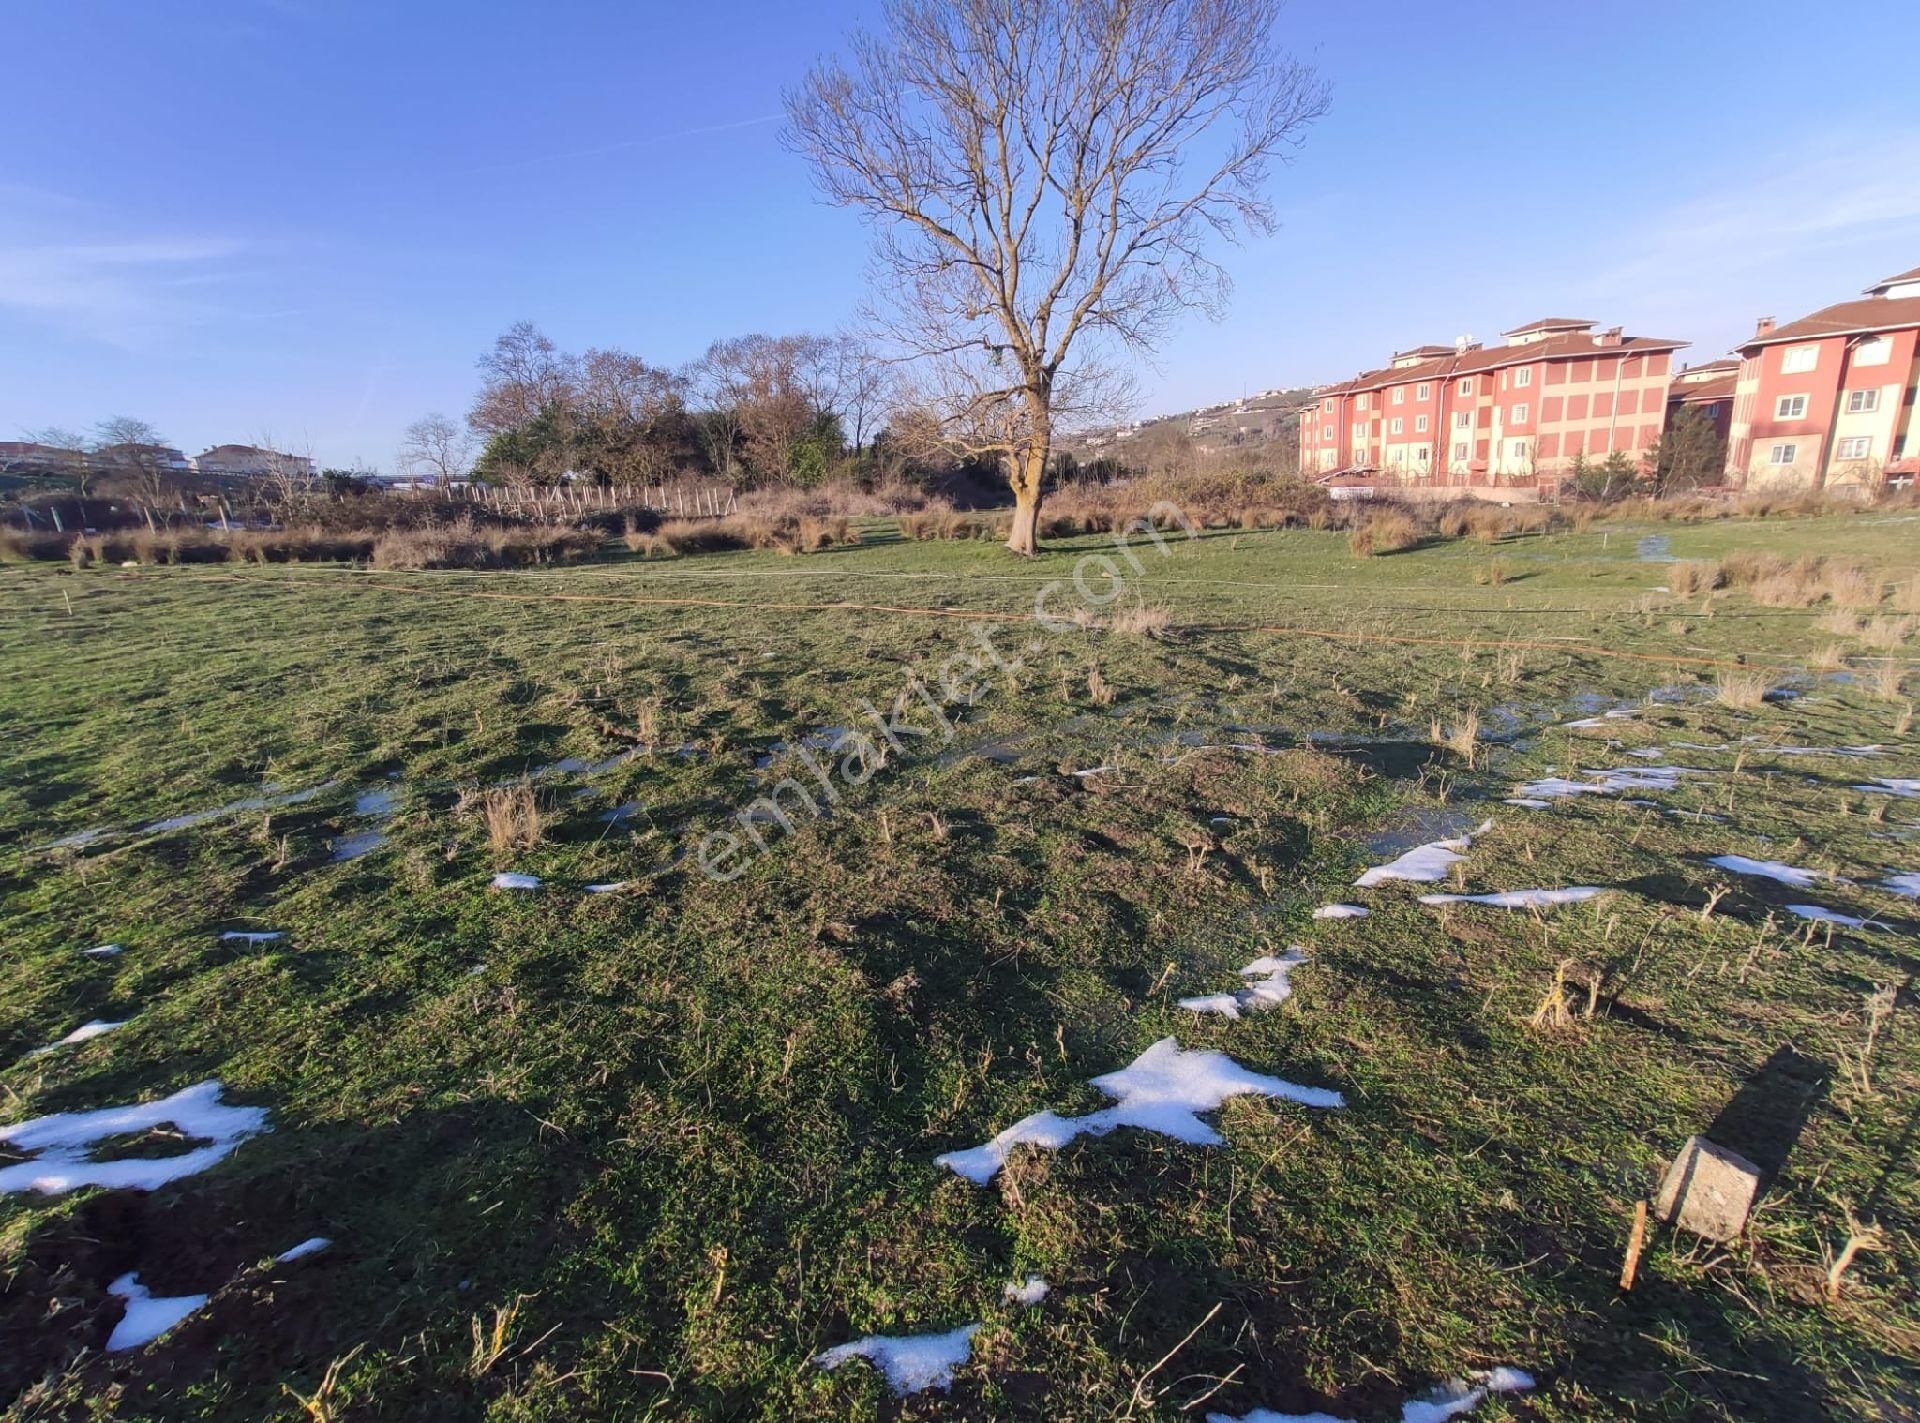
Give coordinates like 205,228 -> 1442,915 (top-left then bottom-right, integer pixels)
1727,266 -> 1920,489
1666,358 -> 1739,442
1300,318 -> 1685,488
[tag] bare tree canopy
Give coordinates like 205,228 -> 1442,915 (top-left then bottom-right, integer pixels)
89,416 -> 176,502
785,0 -> 1326,552
398,413 -> 475,485
469,321 -> 578,435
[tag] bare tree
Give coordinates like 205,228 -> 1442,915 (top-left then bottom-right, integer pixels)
575,348 -> 686,483
468,321 -> 579,435
693,334 -> 833,483
785,0 -> 1326,553
398,413 -> 476,486
90,416 -> 177,503
19,426 -> 93,494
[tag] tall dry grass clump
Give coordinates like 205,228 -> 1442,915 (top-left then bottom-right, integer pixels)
1858,615 -> 1915,650
1714,667 -> 1779,709
480,783 -> 543,855
1821,563 -> 1882,610
1348,509 -> 1420,556
1430,709 -> 1481,766
1109,601 -> 1172,638
1666,560 -> 1724,596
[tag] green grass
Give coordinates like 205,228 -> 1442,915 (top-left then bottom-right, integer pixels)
1,513 -> 1916,1419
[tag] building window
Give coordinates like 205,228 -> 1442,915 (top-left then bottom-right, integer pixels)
1392,387 -> 1405,405
1454,412 -> 1471,430
1768,443 -> 1797,465
1781,345 -> 1818,374
1510,440 -> 1528,461
1323,398 -> 1333,412
1416,383 -> 1431,399
1775,394 -> 1807,419
1512,403 -> 1529,423
1855,337 -> 1891,367
1415,415 -> 1429,433
1835,436 -> 1871,460
1458,378 -> 1474,396
1390,417 -> 1404,434
1845,389 -> 1880,413
1356,394 -> 1368,410
1513,367 -> 1532,388
1452,442 -> 1468,461
1322,425 -> 1333,439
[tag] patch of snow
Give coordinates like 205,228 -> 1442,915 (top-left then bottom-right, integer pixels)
1401,1368 -> 1535,1423
1707,854 -> 1832,888
1855,779 -> 1920,798
353,787 -> 400,817
220,930 -> 284,944
1180,950 -> 1309,1019
1514,766 -> 1700,801
1003,1275 -> 1049,1306
26,1019 -> 128,1057
1312,904 -> 1369,920
140,782 -> 332,835
1885,871 -> 1920,898
583,881 -> 628,894
83,944 -> 124,958
1626,747 -> 1667,760
0,1080 -> 271,1195
936,1037 -> 1342,1185
1068,765 -> 1116,778
1418,887 -> 1603,909
1209,1411 -> 1353,1423
275,1236 -> 331,1262
1786,904 -> 1887,929
491,873 -> 542,890
814,1324 -> 979,1395
1503,798 -> 1553,809
1354,819 -> 1492,888
1772,745 -> 1883,758
105,1272 -> 208,1351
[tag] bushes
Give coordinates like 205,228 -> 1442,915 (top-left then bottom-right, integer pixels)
370,522 -> 596,570
1347,509 -> 1420,556
1667,560 -> 1725,596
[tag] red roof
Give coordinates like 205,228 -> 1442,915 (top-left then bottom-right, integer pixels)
1322,330 -> 1686,398
1501,317 -> 1596,336
1738,294 -> 1920,350
1867,266 -> 1920,293
1670,373 -> 1736,404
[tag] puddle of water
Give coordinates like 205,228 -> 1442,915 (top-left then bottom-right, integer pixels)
1364,807 -> 1479,856
141,783 -> 333,835
353,787 -> 400,818
1636,534 -> 1675,562
330,830 -> 386,862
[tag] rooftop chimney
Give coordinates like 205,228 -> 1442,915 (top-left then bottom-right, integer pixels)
1755,316 -> 1775,338
1595,326 -> 1623,347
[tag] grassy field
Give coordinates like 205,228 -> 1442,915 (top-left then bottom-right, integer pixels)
1,510 -> 1917,1420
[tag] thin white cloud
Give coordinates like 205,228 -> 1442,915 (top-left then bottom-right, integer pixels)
0,236 -> 247,348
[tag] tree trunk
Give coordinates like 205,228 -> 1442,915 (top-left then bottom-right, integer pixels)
1005,405 -> 1051,557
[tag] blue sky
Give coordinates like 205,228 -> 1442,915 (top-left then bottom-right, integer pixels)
4,0 -> 1919,467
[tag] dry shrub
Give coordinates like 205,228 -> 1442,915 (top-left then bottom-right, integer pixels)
1719,549 -> 1790,587
1437,507 -> 1473,540
1348,509 -> 1420,556
1430,709 -> 1480,766
1895,578 -> 1920,614
1868,661 -> 1908,701
1714,667 -> 1779,709
1822,563 -> 1882,609
1859,615 -> 1915,650
1811,643 -> 1848,674
1109,601 -> 1172,637
1751,571 -> 1821,608
1820,607 -> 1865,637
1666,560 -> 1723,596
1472,561 -> 1506,587
480,783 -> 542,854
371,520 -> 596,570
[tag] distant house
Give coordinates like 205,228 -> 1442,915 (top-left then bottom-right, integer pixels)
0,440 -> 86,473
193,444 -> 317,479
1666,358 -> 1739,442
91,443 -> 192,476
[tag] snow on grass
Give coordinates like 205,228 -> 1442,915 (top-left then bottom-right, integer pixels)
1418,887 -> 1603,909
105,1272 -> 208,1351
1855,778 -> 1920,797
219,930 -> 284,944
1707,854 -> 1834,888
1773,745 -> 1883,758
0,1080 -> 270,1195
1885,872 -> 1920,898
490,873 -> 542,891
1786,904 -> 1888,929
583,881 -> 628,894
1354,819 -> 1492,888
1400,1368 -> 1535,1423
275,1236 -> 331,1262
26,1019 -> 128,1057
1180,951 -> 1309,1019
1003,1275 -> 1049,1306
1512,766 -> 1699,801
814,1323 -> 979,1395
140,782 -> 333,835
936,1037 -> 1342,1185
83,943 -> 124,958
1313,903 -> 1369,919
1504,797 -> 1553,809
1208,1369 -> 1534,1423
